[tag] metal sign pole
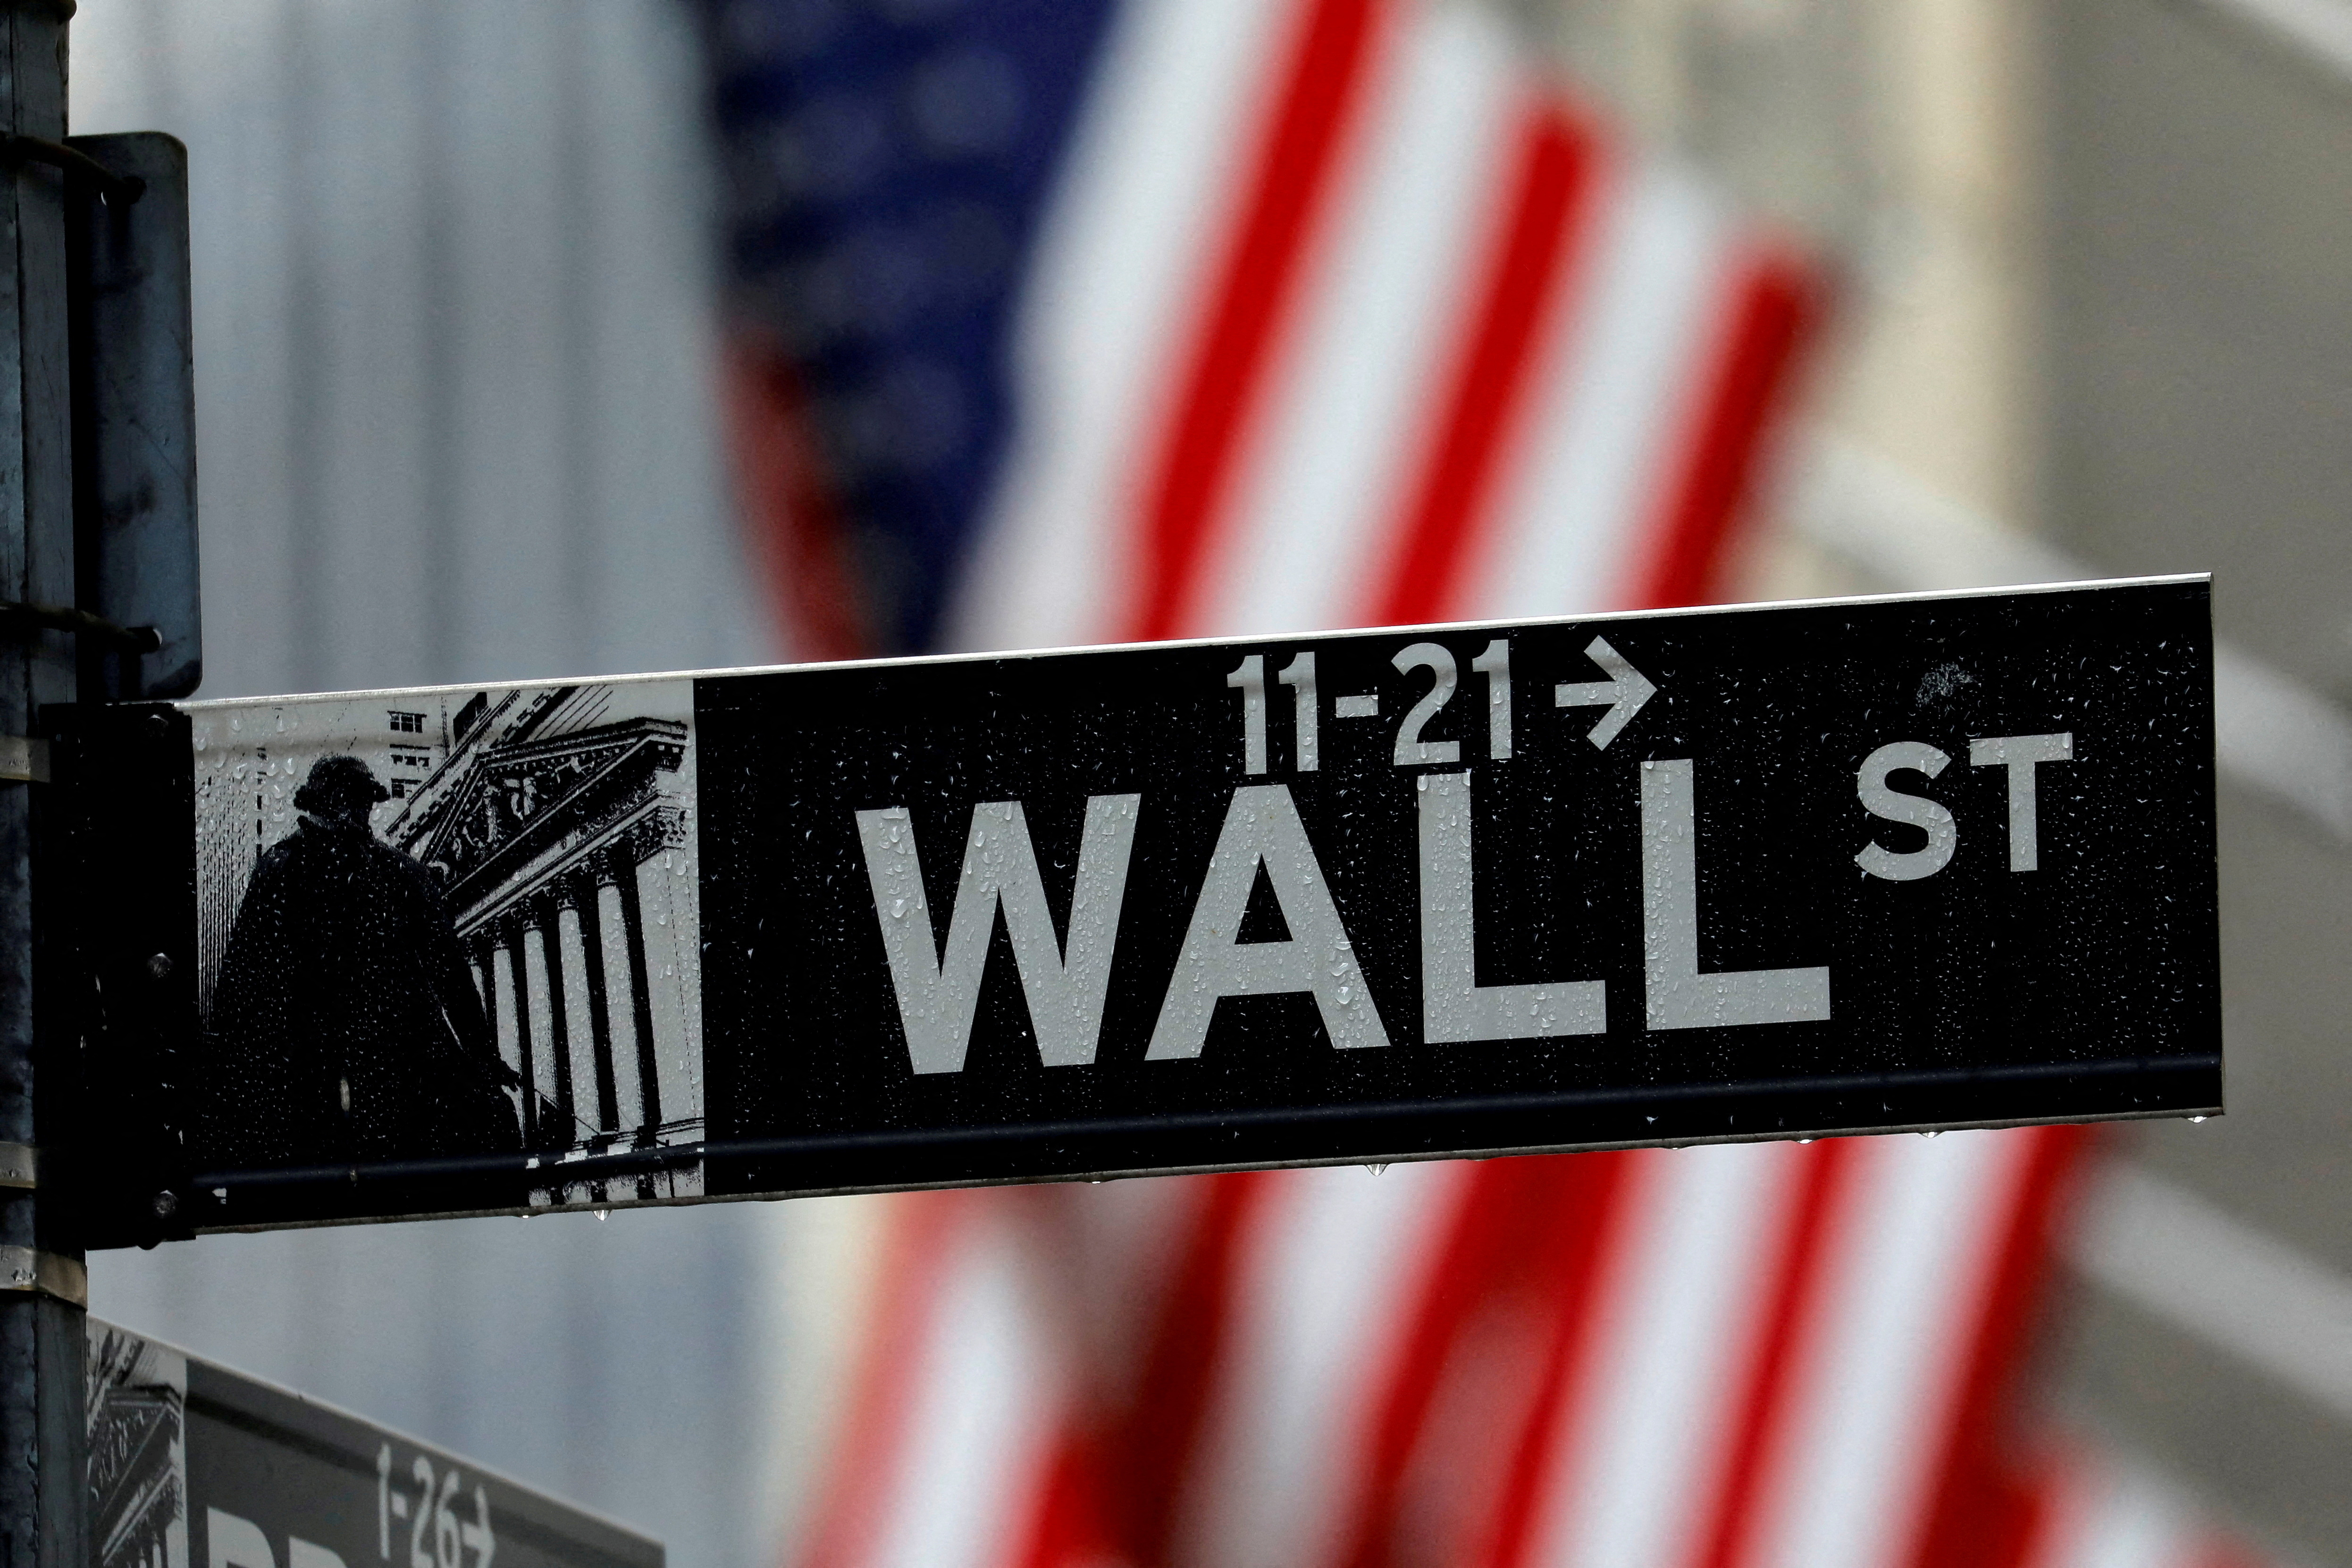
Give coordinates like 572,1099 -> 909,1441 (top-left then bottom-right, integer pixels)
0,4 -> 89,1567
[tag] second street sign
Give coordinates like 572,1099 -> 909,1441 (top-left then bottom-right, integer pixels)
88,1319 -> 661,1568
67,577 -> 2220,1242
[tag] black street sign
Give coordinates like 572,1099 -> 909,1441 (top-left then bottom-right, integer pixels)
85,1319 -> 660,1568
67,577 -> 2219,1243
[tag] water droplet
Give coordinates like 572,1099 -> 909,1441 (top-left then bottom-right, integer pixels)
1365,1163 -> 1387,1176
595,1208 -> 610,1221
891,898 -> 907,919
1336,985 -> 1353,1005
1918,1129 -> 1942,1138
2188,1115 -> 2209,1124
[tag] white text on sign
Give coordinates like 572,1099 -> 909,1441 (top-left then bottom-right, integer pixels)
853,637 -> 2082,1073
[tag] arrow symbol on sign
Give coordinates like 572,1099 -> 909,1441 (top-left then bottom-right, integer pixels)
1554,637 -> 1656,748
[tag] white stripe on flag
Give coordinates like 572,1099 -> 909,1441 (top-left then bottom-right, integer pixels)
1744,1131 -> 2031,1568
1529,1143 -> 1808,1568
1464,158 -> 1727,620
1174,1163 -> 1470,1568
1197,0 -> 1520,637
863,1209 -> 1065,1568
946,0 -> 1284,653
2028,1462 -> 2200,1568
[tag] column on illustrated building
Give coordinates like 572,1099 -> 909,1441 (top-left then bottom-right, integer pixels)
470,936 -> 527,1143
497,914 -> 549,1149
622,832 -> 702,1142
545,887 -> 593,1145
563,868 -> 627,1141
526,893 -> 578,1147
465,859 -> 698,1157
586,852 -> 655,1138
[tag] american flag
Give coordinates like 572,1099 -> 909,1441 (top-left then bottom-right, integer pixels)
696,1 -> 2271,1566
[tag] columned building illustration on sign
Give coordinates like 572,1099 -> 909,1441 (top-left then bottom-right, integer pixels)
388,683 -> 706,1200
192,679 -> 707,1204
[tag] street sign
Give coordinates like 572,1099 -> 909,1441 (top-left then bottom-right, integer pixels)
85,1318 -> 661,1568
67,577 -> 2219,1243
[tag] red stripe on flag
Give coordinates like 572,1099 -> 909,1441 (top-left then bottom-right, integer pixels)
1008,1431 -> 1111,1568
1996,1448 -> 2091,1568
1479,1153 -> 1649,1568
1327,1162 -> 1526,1568
1623,246 -> 1821,612
721,339 -> 871,660
1906,1127 -> 2100,1568
1686,1138 -> 1858,1568
1329,1154 -> 1630,1568
1370,102 -> 1603,628
1103,1174 -> 1277,1568
1129,0 -> 1387,642
797,1194 -> 962,1568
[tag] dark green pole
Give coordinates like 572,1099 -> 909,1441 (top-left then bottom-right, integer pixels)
0,4 -> 87,1566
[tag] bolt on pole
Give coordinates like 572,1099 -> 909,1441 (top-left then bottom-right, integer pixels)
0,5 -> 89,1568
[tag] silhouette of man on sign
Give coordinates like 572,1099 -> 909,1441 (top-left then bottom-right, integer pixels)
198,754 -> 522,1172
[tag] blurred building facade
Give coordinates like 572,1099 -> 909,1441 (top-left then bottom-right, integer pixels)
2036,3 -> 2352,1560
1548,1 -> 2352,1562
69,6 -> 809,1568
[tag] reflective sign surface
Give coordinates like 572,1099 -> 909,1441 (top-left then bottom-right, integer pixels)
78,578 -> 2219,1242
